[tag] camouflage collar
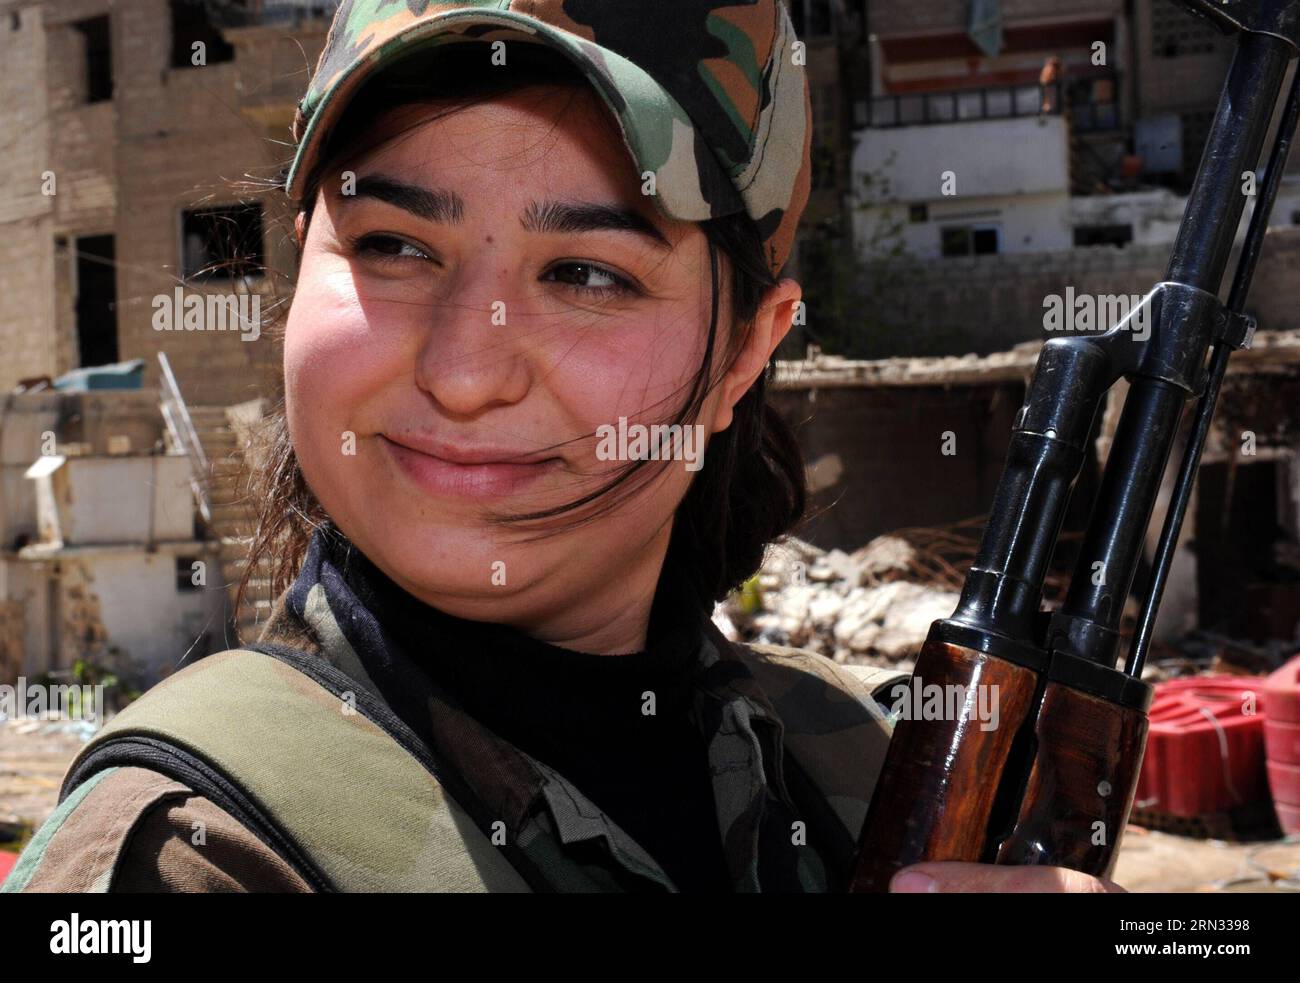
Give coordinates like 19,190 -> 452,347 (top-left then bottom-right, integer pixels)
259,531 -> 802,892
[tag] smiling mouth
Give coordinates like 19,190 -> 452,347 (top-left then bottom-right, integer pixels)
378,434 -> 561,499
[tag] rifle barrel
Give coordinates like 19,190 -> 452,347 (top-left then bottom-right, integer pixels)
1058,31 -> 1294,662
1128,61 -> 1300,676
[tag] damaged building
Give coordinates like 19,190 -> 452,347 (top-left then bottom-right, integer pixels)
0,0 -> 335,687
716,332 -> 1300,668
0,368 -> 225,688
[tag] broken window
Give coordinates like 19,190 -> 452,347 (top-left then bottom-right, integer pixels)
941,225 -> 1000,257
181,203 -> 264,281
170,0 -> 236,69
72,15 -> 112,103
1074,224 -> 1133,248
74,234 -> 119,367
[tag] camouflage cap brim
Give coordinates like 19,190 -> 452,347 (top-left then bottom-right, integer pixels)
286,9 -> 746,234
287,0 -> 811,277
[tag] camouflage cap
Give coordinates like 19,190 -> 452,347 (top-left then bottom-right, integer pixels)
286,0 -> 812,278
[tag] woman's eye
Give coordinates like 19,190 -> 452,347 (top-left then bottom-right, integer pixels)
350,234 -> 431,262
543,261 -> 636,298
346,240 -> 632,296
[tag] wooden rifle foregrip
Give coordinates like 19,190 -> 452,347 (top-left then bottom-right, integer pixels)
849,639 -> 1040,891
993,681 -> 1148,876
849,638 -> 1149,891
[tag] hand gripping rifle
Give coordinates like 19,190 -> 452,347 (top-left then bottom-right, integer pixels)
850,1 -> 1300,891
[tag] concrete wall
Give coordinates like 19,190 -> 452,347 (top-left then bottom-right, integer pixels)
2,542 -> 225,685
771,381 -> 1025,549
857,226 -> 1300,358
1067,188 -> 1189,245
0,391 -> 168,551
51,545 -> 224,682
856,115 -> 1071,202
858,240 -> 1165,357
0,558 -> 49,679
867,190 -> 1073,258
37,456 -> 195,546
854,115 -> 1074,258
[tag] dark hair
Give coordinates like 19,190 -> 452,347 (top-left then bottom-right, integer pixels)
237,41 -> 806,628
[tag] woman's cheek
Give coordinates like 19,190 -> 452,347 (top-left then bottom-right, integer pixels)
284,299 -> 384,504
549,314 -> 707,430
286,274 -> 408,416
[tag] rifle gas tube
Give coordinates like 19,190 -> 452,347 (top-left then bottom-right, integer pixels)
850,1 -> 1300,892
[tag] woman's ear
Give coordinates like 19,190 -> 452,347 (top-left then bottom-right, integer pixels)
708,278 -> 802,434
294,211 -> 308,249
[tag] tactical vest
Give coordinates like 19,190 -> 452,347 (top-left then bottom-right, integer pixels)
60,642 -> 906,892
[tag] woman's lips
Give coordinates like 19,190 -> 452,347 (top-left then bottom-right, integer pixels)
379,434 -> 559,499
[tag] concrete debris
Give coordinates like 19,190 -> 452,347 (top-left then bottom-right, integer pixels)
851,535 -> 916,583
0,713 -> 99,741
0,715 -> 99,833
713,535 -> 959,666
773,329 -> 1300,393
773,341 -> 1041,391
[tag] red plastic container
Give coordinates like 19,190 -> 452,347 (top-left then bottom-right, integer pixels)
1264,655 -> 1300,833
0,850 -> 16,885
1135,675 -> 1269,818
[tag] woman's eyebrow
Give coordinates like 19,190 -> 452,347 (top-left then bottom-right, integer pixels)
347,175 -> 464,223
343,174 -> 672,250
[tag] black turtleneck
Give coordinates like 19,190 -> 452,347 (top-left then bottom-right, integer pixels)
334,542 -> 733,892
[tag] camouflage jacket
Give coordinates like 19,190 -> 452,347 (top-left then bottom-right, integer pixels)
3,537 -> 902,893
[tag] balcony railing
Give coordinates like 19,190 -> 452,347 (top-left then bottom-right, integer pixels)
256,0 -> 340,22
209,0 -> 341,29
867,74 -> 1120,133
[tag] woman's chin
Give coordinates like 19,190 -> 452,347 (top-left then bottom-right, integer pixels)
355,534 -> 545,609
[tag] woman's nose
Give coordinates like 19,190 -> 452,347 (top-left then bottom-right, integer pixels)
412,264 -> 532,416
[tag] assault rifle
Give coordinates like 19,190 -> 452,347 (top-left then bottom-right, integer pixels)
851,1 -> 1300,889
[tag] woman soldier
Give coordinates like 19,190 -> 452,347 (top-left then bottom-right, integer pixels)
4,0 -> 1120,894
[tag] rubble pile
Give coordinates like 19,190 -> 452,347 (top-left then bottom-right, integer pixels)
714,531 -> 964,667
